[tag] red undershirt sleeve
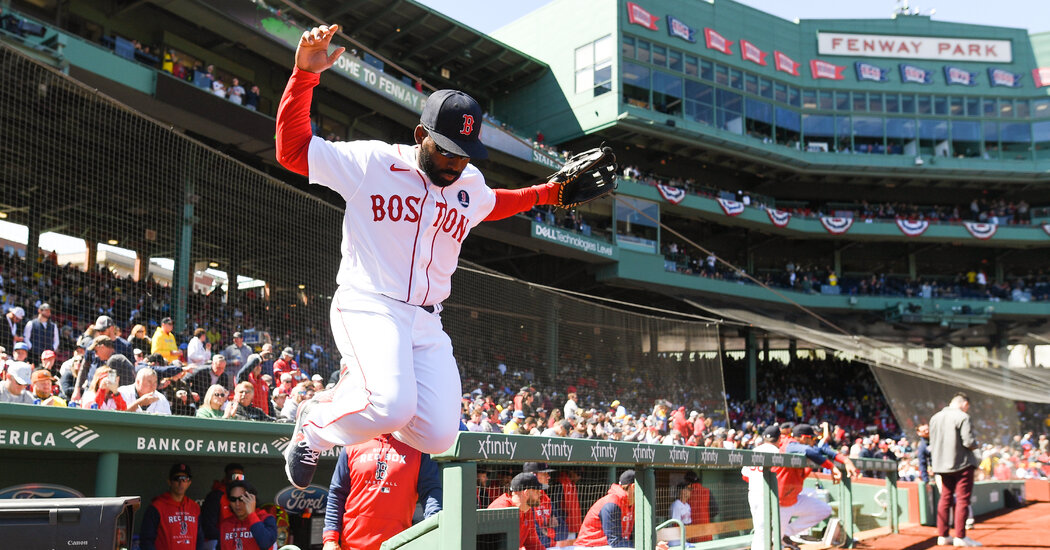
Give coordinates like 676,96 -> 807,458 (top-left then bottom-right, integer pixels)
485,182 -> 560,221
275,67 -> 320,177
834,454 -> 848,464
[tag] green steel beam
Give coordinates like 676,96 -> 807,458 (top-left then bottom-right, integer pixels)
95,452 -> 119,497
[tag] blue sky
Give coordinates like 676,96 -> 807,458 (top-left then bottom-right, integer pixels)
415,0 -> 1049,35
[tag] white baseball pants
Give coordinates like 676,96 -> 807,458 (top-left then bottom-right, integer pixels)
747,476 -> 768,550
779,492 -> 832,538
301,287 -> 461,454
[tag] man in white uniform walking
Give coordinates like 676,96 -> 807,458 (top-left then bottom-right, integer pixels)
742,424 -> 782,550
276,24 -> 589,489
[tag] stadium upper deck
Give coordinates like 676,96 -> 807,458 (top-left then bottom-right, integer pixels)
2,0 -> 1048,350
492,0 -> 1050,198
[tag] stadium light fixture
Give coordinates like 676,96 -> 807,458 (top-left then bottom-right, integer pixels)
208,261 -> 219,268
107,239 -> 119,245
298,284 -> 306,290
0,212 -> 6,219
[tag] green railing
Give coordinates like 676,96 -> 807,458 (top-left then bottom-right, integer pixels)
0,406 -> 1026,549
425,432 -> 899,550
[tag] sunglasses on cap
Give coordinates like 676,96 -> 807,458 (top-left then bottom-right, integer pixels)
171,475 -> 191,482
428,132 -> 467,160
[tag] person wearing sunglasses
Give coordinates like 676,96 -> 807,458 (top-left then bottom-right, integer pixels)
196,384 -> 230,419
140,463 -> 204,550
278,24 -> 579,491
219,480 -> 276,550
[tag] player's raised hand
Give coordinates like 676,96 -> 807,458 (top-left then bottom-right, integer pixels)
295,24 -> 346,74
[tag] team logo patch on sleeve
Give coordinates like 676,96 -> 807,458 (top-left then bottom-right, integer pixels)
457,190 -> 470,207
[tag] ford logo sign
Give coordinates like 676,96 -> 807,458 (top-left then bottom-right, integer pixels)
0,483 -> 85,499
274,484 -> 328,513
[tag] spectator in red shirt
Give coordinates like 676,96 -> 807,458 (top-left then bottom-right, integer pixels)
272,347 -> 301,381
488,473 -> 545,550
236,354 -> 270,411
672,407 -> 691,439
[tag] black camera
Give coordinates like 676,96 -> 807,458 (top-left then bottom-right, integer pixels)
0,497 -> 139,549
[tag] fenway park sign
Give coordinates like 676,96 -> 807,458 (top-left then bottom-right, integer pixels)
818,32 -> 1012,63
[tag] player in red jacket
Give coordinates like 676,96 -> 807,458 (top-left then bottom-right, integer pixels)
577,470 -> 636,548
323,433 -> 442,550
576,470 -> 671,549
523,462 -> 556,545
139,463 -> 203,550
218,481 -> 277,550
774,424 -> 858,548
488,473 -> 545,550
551,468 -> 582,541
684,470 -> 719,543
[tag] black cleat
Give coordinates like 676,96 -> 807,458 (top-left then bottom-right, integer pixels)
284,399 -> 321,489
781,535 -> 802,550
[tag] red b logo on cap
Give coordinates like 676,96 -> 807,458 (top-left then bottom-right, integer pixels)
460,114 -> 474,135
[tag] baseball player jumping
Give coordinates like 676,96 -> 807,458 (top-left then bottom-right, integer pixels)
276,24 -> 616,489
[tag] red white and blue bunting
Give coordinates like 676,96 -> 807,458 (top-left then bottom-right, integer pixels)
820,217 -> 853,234
656,184 -> 687,205
895,219 -> 929,237
766,209 -> 791,228
963,222 -> 997,240
716,198 -> 745,216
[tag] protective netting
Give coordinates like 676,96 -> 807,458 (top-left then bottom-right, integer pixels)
449,267 -> 727,426
870,366 -> 1021,446
0,43 -> 727,425
0,42 -> 344,374
478,465 -> 751,548
689,301 -> 1049,447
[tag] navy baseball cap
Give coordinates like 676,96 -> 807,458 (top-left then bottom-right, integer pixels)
619,470 -> 636,486
793,424 -> 817,438
420,89 -> 488,160
169,463 -> 192,480
523,462 -> 554,474
762,425 -> 781,440
510,472 -> 543,492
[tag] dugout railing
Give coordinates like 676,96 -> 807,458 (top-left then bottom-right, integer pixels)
424,432 -> 901,550
0,405 -> 1026,549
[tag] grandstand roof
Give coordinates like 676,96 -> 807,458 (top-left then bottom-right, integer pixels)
298,0 -> 550,99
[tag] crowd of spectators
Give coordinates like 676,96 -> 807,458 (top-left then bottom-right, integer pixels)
662,244 -> 1050,303
1,247 -> 1047,483
91,31 -> 264,112
621,165 -> 1045,226
0,248 -> 338,421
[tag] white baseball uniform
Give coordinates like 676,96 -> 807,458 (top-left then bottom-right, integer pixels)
300,136 -> 496,454
742,442 -> 780,550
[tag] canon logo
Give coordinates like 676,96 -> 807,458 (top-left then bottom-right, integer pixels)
67,541 -> 88,546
